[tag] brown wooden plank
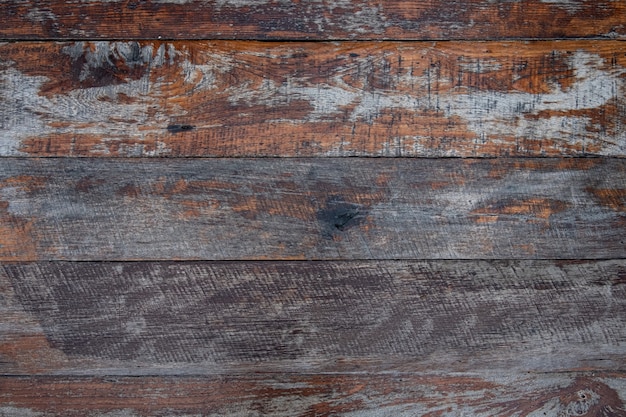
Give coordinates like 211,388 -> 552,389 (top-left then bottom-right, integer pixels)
1,373 -> 625,416
1,41 -> 626,157
0,157 -> 624,261
0,158 -> 626,261
1,260 -> 624,375
1,0 -> 625,41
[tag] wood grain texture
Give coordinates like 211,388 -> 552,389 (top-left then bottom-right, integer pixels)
2,41 -> 626,157
1,0 -> 625,41
2,2 -> 625,416
1,260 -> 625,375
1,373 -> 625,416
0,158 -> 624,261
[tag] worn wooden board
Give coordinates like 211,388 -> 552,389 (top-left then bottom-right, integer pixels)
2,2 -> 624,416
1,260 -> 624,375
0,158 -> 624,261
1,0 -> 625,41
1,373 -> 625,416
1,41 -> 626,157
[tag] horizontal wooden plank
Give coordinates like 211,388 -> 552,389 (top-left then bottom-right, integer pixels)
1,0 -> 625,40
1,260 -> 625,375
1,41 -> 626,157
0,158 -> 624,261
1,373 -> 625,416
0,158 -> 625,261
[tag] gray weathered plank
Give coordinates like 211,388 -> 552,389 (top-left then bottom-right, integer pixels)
1,260 -> 625,375
1,41 -> 625,157
1,0 -> 625,40
1,373 -> 625,416
0,158 -> 624,261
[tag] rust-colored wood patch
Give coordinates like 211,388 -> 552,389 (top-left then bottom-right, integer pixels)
0,0 -> 625,40
0,374 -> 624,416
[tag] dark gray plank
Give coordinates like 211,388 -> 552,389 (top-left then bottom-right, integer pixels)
1,260 -> 625,375
0,0 -> 625,40
1,373 -> 625,416
0,158 -> 624,261
1,41 -> 625,157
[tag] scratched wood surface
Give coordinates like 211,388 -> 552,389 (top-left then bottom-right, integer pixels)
1,40 -> 626,157
2,1 -> 626,415
1,260 -> 625,376
0,158 -> 624,261
1,0 -> 625,40
2,373 -> 625,416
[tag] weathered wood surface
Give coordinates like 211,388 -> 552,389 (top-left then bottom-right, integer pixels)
1,260 -> 624,375
2,41 -> 626,157
1,2 -> 624,416
1,0 -> 625,41
0,158 -> 624,261
1,373 -> 625,416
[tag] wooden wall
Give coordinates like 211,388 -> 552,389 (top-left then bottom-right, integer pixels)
0,1 -> 625,415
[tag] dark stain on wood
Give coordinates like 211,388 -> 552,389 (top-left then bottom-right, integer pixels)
316,196 -> 365,239
167,124 -> 196,133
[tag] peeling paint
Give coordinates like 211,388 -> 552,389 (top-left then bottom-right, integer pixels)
275,50 -> 625,154
0,42 -> 236,156
0,66 -> 170,155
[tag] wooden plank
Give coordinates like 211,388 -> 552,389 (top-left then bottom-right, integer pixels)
1,373 -> 625,416
1,0 -> 625,41
1,41 -> 626,157
1,260 -> 625,375
0,158 -> 624,261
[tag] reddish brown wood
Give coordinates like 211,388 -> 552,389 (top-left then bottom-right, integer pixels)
1,373 -> 625,416
1,0 -> 625,40
1,41 -> 625,157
